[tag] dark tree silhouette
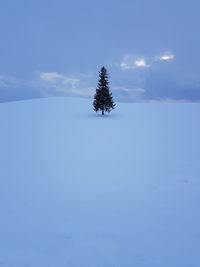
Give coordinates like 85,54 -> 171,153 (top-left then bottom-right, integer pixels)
93,66 -> 115,115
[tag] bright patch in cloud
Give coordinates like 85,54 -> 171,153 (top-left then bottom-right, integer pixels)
135,59 -> 148,67
159,52 -> 174,61
120,55 -> 149,70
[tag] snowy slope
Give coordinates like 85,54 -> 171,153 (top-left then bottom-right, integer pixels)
0,97 -> 200,267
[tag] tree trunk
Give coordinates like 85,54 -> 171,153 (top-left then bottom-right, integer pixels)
102,110 -> 104,115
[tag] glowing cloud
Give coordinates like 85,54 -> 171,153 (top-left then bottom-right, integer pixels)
159,52 -> 174,61
120,55 -> 149,70
135,59 -> 149,67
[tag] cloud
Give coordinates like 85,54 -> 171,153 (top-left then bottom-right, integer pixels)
134,88 -> 145,93
39,72 -> 94,97
145,98 -> 189,103
0,71 -> 96,102
120,55 -> 149,70
0,76 -> 7,88
1,62 -> 200,103
40,72 -> 79,86
114,87 -> 145,94
135,59 -> 149,67
112,86 -> 146,102
0,75 -> 19,88
120,51 -> 174,71
40,72 -> 80,89
157,52 -> 174,61
111,86 -> 191,103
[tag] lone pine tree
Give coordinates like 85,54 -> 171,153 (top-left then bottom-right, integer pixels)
93,66 -> 115,115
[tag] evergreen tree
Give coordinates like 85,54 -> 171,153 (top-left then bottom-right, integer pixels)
93,66 -> 115,115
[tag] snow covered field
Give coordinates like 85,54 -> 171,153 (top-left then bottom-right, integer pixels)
0,97 -> 200,267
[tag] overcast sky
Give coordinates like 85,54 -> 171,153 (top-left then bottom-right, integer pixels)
0,0 -> 200,102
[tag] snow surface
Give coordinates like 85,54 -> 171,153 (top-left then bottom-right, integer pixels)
0,97 -> 200,267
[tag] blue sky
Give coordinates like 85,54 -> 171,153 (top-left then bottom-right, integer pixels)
0,0 -> 200,102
